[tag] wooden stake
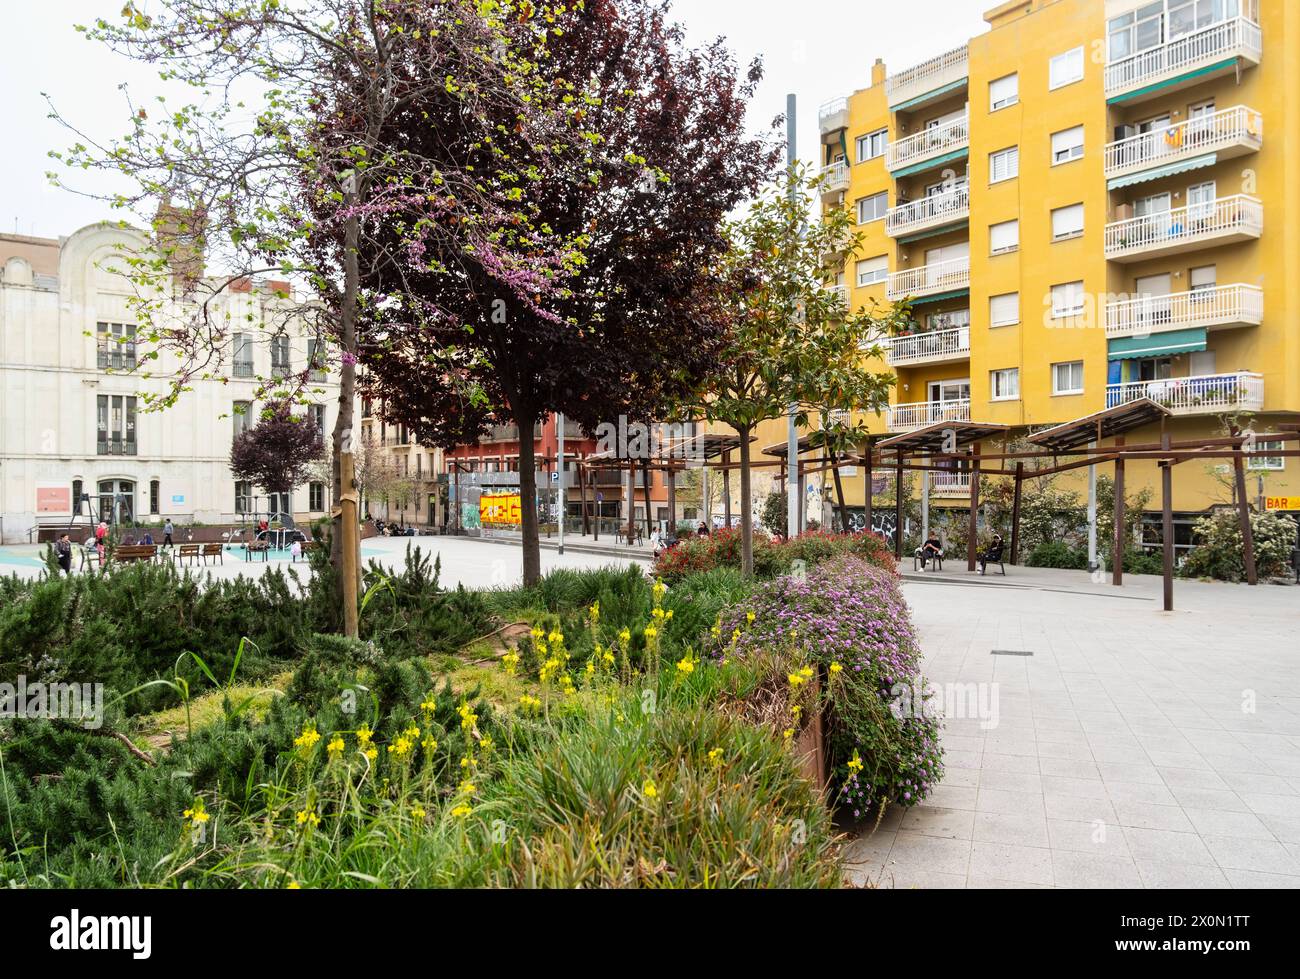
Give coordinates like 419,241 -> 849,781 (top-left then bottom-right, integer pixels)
1233,442 -> 1258,585
1113,436 -> 1125,586
1010,462 -> 1023,565
967,444 -> 980,573
894,455 -> 904,560
1161,433 -> 1174,612
340,450 -> 360,639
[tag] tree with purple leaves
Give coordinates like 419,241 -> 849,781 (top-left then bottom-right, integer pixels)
230,403 -> 325,508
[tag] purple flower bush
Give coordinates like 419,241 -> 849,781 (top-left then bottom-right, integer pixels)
714,555 -> 943,820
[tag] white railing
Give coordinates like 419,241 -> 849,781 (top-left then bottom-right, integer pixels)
1106,371 -> 1263,415
886,183 -> 969,236
888,399 -> 971,431
823,408 -> 852,428
819,97 -> 849,124
1105,106 -> 1262,176
1105,15 -> 1262,97
887,113 -> 969,171
928,471 -> 972,495
887,256 -> 970,301
824,284 -> 848,304
818,160 -> 850,194
1105,284 -> 1264,338
886,45 -> 969,106
1104,195 -> 1262,258
887,326 -> 970,366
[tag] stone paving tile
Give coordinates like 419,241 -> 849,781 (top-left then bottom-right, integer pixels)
1044,794 -> 1119,825
1222,869 -> 1300,889
977,770 -> 1044,795
1167,786 -> 1251,812
973,810 -> 1051,848
899,806 -> 975,840
1123,827 -> 1217,865
1157,766 -> 1231,790
1240,792 -> 1300,817
1200,836 -> 1300,874
1097,762 -> 1164,784
1046,818 -> 1130,857
880,869 -> 968,889
1182,808 -> 1275,840
883,832 -> 973,878
975,788 -> 1045,815
1042,775 -> 1109,800
1051,850 -> 1142,888
970,842 -> 1054,886
1135,860 -> 1231,889
1257,813 -> 1300,844
925,784 -> 979,811
979,751 -> 1041,773
1106,780 -> 1180,806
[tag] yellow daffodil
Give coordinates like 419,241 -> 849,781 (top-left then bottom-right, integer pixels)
847,749 -> 864,775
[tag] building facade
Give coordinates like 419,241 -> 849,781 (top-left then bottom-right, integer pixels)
814,0 -> 1297,531
0,223 -> 346,543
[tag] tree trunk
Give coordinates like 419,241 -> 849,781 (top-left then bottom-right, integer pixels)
331,183 -> 361,638
737,423 -> 754,577
517,407 -> 542,587
829,447 -> 848,532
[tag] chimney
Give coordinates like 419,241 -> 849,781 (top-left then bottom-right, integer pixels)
872,58 -> 887,87
153,197 -> 207,288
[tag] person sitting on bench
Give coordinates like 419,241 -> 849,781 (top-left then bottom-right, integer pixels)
919,533 -> 943,569
978,534 -> 1005,575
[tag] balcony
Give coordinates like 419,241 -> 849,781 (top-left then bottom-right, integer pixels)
886,113 -> 969,175
887,399 -> 970,432
818,97 -> 848,133
886,256 -> 970,302
97,438 -> 138,456
885,45 -> 968,110
887,325 -> 970,367
97,349 -> 137,371
824,284 -> 848,305
1105,14 -> 1261,103
233,361 -> 255,379
886,182 -> 969,238
818,160 -> 849,199
1106,371 -> 1263,415
1104,195 -> 1262,262
1105,284 -> 1263,339
1105,106 -> 1262,183
928,471 -> 971,497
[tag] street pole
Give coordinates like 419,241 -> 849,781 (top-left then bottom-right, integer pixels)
557,413 -> 565,555
785,91 -> 800,542
1087,440 -> 1098,572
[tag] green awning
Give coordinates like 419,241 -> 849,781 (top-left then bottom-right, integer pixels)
909,288 -> 969,306
1107,153 -> 1217,190
890,77 -> 969,112
890,148 -> 968,179
1108,327 -> 1207,360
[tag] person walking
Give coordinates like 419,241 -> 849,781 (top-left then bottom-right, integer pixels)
163,518 -> 175,549
54,533 -> 73,575
95,520 -> 108,562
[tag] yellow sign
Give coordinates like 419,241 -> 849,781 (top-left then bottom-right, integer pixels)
479,493 -> 522,525
1264,496 -> 1300,512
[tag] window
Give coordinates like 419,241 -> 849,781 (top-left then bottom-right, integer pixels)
1108,3 -> 1165,62
150,479 -> 160,515
856,128 -> 888,162
233,400 -> 255,441
72,479 -> 83,515
1189,265 -> 1217,293
307,339 -> 327,381
1051,126 -> 1084,165
309,481 -> 326,511
856,191 -> 888,224
1051,281 -> 1087,318
1052,203 -> 1085,241
989,220 -> 1019,255
989,146 -> 1019,183
990,368 -> 1020,401
989,73 -> 1019,111
1248,439 -> 1284,471
1049,46 -> 1084,89
233,333 -> 254,377
989,292 -> 1020,327
97,322 -> 137,371
310,404 -> 326,444
97,395 -> 137,455
856,255 -> 888,287
270,335 -> 291,374
1052,361 -> 1085,395
235,480 -> 252,514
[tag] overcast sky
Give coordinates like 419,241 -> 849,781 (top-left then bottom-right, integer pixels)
0,0 -> 989,240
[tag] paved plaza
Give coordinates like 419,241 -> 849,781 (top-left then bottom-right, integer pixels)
850,566 -> 1300,889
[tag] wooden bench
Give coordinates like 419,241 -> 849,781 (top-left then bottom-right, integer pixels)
245,540 -> 271,562
176,543 -> 202,566
201,543 -> 224,565
112,544 -> 158,565
293,540 -> 321,562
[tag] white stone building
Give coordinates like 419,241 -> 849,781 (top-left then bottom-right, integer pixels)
0,222 -> 348,543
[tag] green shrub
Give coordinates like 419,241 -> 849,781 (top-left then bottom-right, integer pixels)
1180,510 -> 1298,582
1025,540 -> 1088,570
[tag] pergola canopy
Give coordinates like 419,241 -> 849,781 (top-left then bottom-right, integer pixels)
582,432 -> 749,468
1028,398 -> 1171,453
874,421 -> 1009,456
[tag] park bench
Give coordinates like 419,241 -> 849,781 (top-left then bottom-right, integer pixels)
112,544 -> 157,565
176,543 -> 202,566
245,540 -> 271,562
201,543 -> 224,565
293,540 -> 320,562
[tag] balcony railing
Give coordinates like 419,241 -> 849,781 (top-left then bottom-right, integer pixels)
885,44 -> 968,107
233,361 -> 255,378
1105,284 -> 1264,339
1104,195 -> 1262,261
1105,15 -> 1262,100
887,326 -> 970,367
887,256 -> 970,301
97,438 -> 138,456
887,399 -> 970,432
824,284 -> 848,305
97,349 -> 137,371
1105,105 -> 1262,178
818,97 -> 849,132
818,160 -> 849,197
886,183 -> 969,238
1106,371 -> 1263,415
928,471 -> 971,496
887,113 -> 969,172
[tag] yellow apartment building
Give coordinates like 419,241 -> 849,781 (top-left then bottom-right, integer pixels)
794,0 -> 1299,546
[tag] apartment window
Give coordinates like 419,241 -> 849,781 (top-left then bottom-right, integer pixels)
150,479 -> 160,515
310,404 -> 326,444
72,479 -> 83,515
989,220 -> 1019,255
856,255 -> 888,287
989,73 -> 1019,111
1108,3 -> 1165,61
1049,46 -> 1084,90
270,335 -> 291,374
307,339 -> 327,381
1051,125 -> 1084,165
989,292 -> 1020,327
96,322 -> 137,371
989,146 -> 1019,184
233,400 -> 255,441
309,481 -> 325,511
1189,265 -> 1217,293
96,395 -> 137,455
1052,361 -> 1085,395
856,191 -> 888,224
235,480 -> 252,514
1051,203 -> 1085,241
990,368 -> 1020,401
1051,281 -> 1087,318
856,129 -> 888,162
233,333 -> 254,378
1248,440 -> 1284,472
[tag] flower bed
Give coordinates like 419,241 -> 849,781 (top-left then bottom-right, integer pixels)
653,527 -> 895,584
713,555 -> 942,820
